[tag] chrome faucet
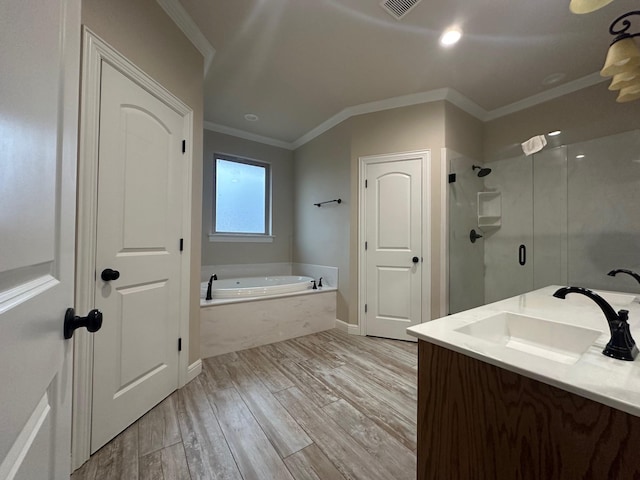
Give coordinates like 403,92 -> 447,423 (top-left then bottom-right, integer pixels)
205,274 -> 217,301
553,286 -> 638,361
608,268 -> 640,286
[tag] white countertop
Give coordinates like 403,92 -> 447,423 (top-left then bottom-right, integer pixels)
407,285 -> 640,418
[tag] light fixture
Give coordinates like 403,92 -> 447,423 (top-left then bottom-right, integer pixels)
617,80 -> 640,102
548,130 -> 562,136
440,28 -> 462,47
600,37 -> 640,77
576,154 -> 586,159
597,11 -> 640,103
244,113 -> 259,122
569,0 -> 614,14
608,69 -> 640,90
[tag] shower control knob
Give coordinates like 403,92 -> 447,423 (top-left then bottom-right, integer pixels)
412,256 -> 420,264
101,268 -> 120,282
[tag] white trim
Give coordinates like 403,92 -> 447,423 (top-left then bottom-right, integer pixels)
155,0 -> 216,75
358,150 -> 431,337
208,234 -> 275,243
335,319 -> 361,335
202,72 -> 608,151
484,72 -> 607,121
186,359 -> 202,384
73,28 -> 194,470
292,88 -> 459,149
439,148 -> 449,318
204,121 -> 295,150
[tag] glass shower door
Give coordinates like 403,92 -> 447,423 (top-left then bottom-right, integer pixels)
482,154 -> 534,304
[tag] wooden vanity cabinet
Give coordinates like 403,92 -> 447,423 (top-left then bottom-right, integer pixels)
417,341 -> 640,479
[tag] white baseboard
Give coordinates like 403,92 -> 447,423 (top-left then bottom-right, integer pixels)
186,359 -> 202,383
335,319 -> 361,335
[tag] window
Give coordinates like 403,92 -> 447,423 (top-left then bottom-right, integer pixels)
211,155 -> 272,241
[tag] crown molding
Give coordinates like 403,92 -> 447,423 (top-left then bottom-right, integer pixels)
484,72 -> 608,121
158,0 -> 607,148
291,88 -> 479,149
204,71 -> 608,150
156,0 -> 216,75
204,121 -> 295,150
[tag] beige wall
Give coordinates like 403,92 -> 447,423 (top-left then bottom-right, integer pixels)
444,102 -> 484,161
82,0 -> 204,364
202,130 -> 294,266
293,102 -> 448,324
484,83 -> 640,162
350,102 -> 447,322
293,121 -> 352,322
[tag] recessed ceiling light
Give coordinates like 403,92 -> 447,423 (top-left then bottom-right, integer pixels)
440,28 -> 462,47
576,154 -> 585,159
244,113 -> 259,122
548,130 -> 562,136
542,73 -> 566,86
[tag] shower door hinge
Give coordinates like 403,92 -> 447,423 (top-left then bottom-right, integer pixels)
448,173 -> 457,183
365,179 -> 368,188
364,304 -> 368,313
178,338 -> 182,352
182,140 -> 186,153
179,238 -> 184,252
365,241 -> 368,250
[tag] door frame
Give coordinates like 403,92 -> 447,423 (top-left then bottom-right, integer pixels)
72,28 -> 194,470
358,150 -> 431,336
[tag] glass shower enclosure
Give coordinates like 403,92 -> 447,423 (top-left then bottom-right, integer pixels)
447,129 -> 640,315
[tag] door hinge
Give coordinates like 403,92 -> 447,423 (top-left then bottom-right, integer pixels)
179,238 -> 184,252
448,173 -> 457,183
365,179 -> 368,188
365,241 -> 368,250
178,337 -> 182,352
364,304 -> 368,313
182,140 -> 186,154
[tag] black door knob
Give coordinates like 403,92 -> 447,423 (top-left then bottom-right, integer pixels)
412,256 -> 420,263
64,308 -> 103,339
470,229 -> 484,243
101,268 -> 120,281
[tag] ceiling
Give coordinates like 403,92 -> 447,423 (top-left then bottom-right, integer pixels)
175,0 -> 638,146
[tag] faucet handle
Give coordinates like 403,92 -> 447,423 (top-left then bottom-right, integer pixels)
618,309 -> 629,322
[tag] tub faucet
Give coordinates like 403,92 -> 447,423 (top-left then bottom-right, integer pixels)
608,268 -> 640,286
311,280 -> 317,290
205,274 -> 217,301
553,286 -> 638,361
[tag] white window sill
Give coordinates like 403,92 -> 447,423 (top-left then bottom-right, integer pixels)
208,233 -> 275,243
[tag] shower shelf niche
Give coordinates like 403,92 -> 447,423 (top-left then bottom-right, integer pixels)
477,191 -> 502,228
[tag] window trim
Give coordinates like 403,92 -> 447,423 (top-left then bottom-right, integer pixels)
211,153 -> 273,242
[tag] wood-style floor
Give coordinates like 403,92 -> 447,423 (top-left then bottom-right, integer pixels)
71,329 -> 417,480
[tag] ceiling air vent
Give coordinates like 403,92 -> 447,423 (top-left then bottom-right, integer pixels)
380,0 -> 421,20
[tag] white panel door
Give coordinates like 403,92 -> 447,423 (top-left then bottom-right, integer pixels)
0,0 -> 80,479
364,157 -> 423,341
91,62 -> 185,452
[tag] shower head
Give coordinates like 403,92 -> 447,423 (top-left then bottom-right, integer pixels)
472,165 -> 492,177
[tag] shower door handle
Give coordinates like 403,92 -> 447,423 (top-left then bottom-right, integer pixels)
519,244 -> 527,266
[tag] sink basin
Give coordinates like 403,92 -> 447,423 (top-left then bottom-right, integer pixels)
455,312 -> 602,364
565,291 -> 636,306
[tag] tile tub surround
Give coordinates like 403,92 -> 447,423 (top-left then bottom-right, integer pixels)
200,289 -> 337,358
407,285 -> 640,417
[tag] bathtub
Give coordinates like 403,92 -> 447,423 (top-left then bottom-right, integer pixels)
201,275 -> 314,300
199,275 -> 337,358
